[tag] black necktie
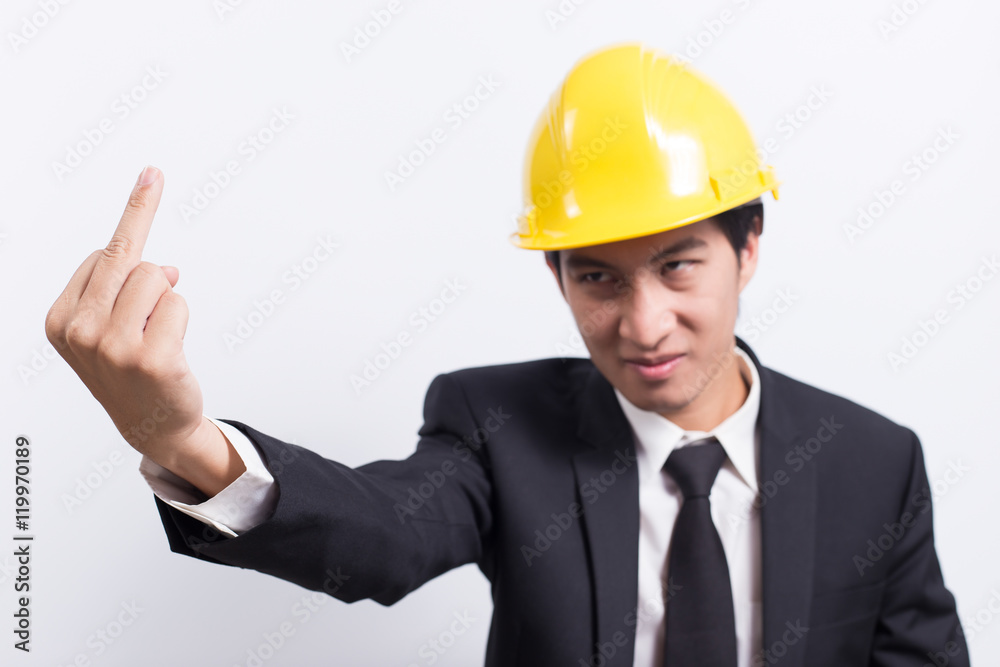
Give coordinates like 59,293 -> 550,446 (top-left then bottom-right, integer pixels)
661,436 -> 738,667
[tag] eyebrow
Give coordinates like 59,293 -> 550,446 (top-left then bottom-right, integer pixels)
564,236 -> 708,272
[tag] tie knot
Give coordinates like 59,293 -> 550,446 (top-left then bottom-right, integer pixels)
663,437 -> 726,499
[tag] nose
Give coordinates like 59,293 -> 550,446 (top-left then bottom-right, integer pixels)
618,275 -> 677,350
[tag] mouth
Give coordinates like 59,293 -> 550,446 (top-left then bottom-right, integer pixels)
623,354 -> 685,380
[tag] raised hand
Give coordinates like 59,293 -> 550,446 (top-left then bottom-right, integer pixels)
45,166 -> 244,496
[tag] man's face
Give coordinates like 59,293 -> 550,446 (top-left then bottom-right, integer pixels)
549,216 -> 759,428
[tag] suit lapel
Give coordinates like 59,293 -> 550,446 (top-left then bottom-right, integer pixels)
736,336 -> 816,666
569,338 -> 819,666
572,362 -> 641,667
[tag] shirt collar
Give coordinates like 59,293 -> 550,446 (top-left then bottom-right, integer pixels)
613,345 -> 761,493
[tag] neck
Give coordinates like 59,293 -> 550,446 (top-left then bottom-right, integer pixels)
659,349 -> 749,432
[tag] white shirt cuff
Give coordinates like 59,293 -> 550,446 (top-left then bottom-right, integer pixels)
138,417 -> 278,537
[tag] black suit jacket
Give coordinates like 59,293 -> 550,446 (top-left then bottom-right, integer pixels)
154,336 -> 969,666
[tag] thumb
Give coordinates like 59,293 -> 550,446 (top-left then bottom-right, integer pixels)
161,265 -> 179,287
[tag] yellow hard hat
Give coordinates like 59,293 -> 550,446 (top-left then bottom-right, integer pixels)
510,42 -> 780,250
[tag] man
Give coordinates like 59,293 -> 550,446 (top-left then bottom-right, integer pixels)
45,43 -> 968,666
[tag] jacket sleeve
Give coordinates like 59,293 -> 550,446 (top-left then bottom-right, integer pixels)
868,429 -> 969,666
150,371 -> 495,606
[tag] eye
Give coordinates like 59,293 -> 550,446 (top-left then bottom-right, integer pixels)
578,271 -> 612,283
576,272 -> 628,293
662,260 -> 696,273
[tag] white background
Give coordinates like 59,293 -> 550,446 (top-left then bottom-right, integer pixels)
2,0 -> 998,665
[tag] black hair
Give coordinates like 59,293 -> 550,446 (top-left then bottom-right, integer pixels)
544,202 -> 763,292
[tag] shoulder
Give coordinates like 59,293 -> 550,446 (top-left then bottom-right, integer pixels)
420,357 -> 598,424
412,358 -> 597,443
759,363 -> 918,455
437,356 -> 595,392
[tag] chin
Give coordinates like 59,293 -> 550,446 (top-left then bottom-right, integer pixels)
621,381 -> 687,414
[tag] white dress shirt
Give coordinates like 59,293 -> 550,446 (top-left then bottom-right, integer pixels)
139,345 -> 762,666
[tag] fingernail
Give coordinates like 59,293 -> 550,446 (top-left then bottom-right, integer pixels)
136,165 -> 158,186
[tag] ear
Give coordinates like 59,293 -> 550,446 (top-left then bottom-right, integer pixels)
736,214 -> 761,293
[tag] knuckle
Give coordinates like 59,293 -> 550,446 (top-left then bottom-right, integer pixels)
126,351 -> 154,376
126,185 -> 151,212
134,349 -> 178,381
43,308 -> 63,343
134,261 -> 165,282
98,282 -> 121,305
132,352 -> 155,376
64,317 -> 99,350
102,234 -> 134,261
162,290 -> 186,310
94,333 -> 128,363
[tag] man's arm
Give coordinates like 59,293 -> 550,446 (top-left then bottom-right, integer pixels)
152,371 -> 495,607
869,429 -> 969,666
45,167 -> 494,608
